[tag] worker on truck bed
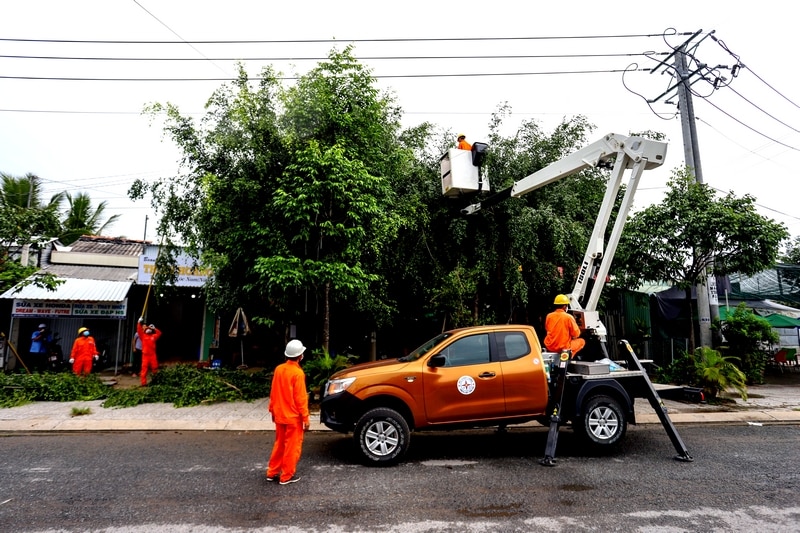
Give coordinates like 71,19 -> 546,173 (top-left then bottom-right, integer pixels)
544,294 -> 585,357
457,133 -> 472,151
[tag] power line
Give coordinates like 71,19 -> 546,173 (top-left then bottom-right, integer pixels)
131,0 -> 230,78
0,67 -> 654,82
698,97 -> 800,152
0,33 -> 689,45
0,52 -> 664,62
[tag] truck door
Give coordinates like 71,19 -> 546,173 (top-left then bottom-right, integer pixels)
422,332 -> 505,423
494,330 -> 550,415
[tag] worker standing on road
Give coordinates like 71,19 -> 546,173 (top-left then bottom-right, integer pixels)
137,318 -> 162,386
457,133 -> 472,151
544,294 -> 585,358
266,339 -> 310,485
69,327 -> 99,376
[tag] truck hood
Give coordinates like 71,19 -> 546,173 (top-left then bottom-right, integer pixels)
330,358 -> 412,379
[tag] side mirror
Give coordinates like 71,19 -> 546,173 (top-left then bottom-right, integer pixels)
427,354 -> 446,368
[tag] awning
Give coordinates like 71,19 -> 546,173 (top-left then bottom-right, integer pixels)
0,278 -> 133,302
763,313 -> 800,328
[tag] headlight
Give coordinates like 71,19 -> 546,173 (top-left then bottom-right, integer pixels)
323,377 -> 356,397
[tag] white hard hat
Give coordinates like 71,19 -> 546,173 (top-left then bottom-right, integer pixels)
284,339 -> 306,358
38,323 -> 47,328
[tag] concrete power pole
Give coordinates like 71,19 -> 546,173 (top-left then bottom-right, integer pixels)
675,48 -> 719,348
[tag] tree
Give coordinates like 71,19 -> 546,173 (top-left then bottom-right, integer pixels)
257,46 -> 405,351
131,63 -> 290,321
781,236 -> 800,264
0,172 -> 63,293
615,169 -> 790,350
0,172 -> 64,212
391,108 -> 606,332
60,191 -> 121,245
132,49 -> 408,353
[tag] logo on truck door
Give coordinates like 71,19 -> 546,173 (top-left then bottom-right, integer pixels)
456,375 -> 476,395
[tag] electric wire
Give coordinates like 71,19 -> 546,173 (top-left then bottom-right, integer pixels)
0,68 -> 653,82
0,52 -> 666,62
698,97 -> 800,152
4,28 -> 798,227
0,33 -> 693,45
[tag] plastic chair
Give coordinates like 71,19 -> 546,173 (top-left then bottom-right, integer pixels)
772,350 -> 789,373
784,348 -> 798,372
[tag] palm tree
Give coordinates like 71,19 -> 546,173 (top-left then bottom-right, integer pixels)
60,192 -> 121,245
0,172 -> 63,212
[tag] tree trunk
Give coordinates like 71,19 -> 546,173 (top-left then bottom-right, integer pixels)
685,287 -> 696,353
322,281 -> 331,353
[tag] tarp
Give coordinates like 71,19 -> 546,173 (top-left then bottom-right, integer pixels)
762,313 -> 800,328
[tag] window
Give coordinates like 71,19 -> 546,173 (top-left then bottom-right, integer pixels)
439,334 -> 490,367
496,331 -> 530,361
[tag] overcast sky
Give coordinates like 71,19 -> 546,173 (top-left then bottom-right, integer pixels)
2,1 -> 798,244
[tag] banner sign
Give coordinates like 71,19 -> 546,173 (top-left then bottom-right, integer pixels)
137,246 -> 211,287
12,299 -> 128,319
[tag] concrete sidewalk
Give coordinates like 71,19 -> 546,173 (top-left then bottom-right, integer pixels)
0,381 -> 798,432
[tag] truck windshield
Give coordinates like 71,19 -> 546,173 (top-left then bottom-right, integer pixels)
398,333 -> 451,362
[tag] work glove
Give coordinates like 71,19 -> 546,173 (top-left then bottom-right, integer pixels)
69,358 -> 74,364
138,317 -> 144,323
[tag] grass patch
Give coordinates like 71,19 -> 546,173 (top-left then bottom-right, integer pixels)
70,407 -> 92,417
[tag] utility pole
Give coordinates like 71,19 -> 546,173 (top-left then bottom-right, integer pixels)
674,47 -> 719,348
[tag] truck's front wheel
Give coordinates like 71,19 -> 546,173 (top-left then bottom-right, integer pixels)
576,394 -> 627,447
354,407 -> 411,466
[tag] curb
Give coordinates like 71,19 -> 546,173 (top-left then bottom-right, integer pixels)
1,409 -> 798,433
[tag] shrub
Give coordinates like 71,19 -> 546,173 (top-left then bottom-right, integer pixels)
302,347 -> 358,398
693,346 -> 747,401
720,304 -> 777,384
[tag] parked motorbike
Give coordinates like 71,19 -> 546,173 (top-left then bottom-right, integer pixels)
46,333 -> 67,372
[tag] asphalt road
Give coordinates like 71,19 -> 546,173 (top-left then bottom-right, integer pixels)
1,423 -> 799,532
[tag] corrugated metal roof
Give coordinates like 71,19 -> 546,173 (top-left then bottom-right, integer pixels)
63,235 -> 146,257
39,264 -> 138,282
0,278 -> 133,301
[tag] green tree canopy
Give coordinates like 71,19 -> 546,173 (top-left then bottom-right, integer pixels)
0,172 -> 64,293
615,169 -> 789,346
132,48 -> 409,351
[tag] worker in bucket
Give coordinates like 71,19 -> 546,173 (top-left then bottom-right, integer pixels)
69,327 -> 99,376
544,294 -> 585,358
266,339 -> 311,485
457,133 -> 472,151
137,318 -> 162,386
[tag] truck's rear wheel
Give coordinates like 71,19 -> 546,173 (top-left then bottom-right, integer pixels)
354,407 -> 410,466
576,394 -> 627,447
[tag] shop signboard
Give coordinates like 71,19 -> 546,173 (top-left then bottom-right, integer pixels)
138,246 -> 211,287
12,299 -> 128,318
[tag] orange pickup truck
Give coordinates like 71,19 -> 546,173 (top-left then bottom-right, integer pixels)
320,324 -> 670,466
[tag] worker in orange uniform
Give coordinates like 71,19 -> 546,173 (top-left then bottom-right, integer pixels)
137,317 -> 162,386
266,339 -> 310,485
69,327 -> 99,376
457,133 -> 472,151
544,294 -> 585,358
